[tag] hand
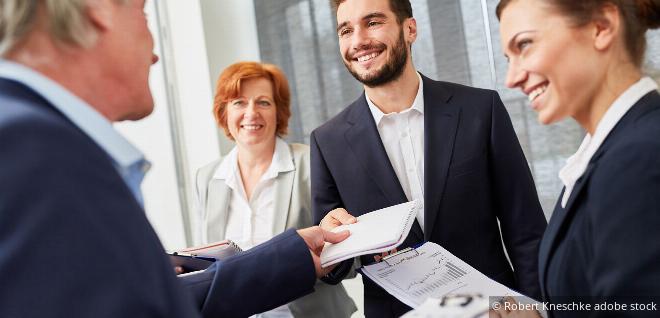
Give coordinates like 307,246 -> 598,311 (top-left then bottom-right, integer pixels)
319,208 -> 357,231
297,226 -> 350,277
489,297 -> 542,318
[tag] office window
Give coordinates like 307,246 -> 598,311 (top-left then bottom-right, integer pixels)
254,0 -> 660,216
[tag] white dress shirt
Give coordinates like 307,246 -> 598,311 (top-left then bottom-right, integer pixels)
211,137 -> 294,318
559,77 -> 659,207
365,72 -> 426,231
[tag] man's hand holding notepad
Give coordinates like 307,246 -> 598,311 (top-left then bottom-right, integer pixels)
319,200 -> 420,267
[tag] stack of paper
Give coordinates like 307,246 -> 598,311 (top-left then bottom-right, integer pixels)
320,200 -> 420,267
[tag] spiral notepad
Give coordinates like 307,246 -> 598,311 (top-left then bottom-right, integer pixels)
320,200 -> 420,267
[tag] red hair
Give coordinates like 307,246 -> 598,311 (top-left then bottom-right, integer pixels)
213,61 -> 291,139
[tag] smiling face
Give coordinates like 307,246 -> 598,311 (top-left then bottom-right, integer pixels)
499,0 -> 606,126
336,0 -> 414,87
225,77 -> 278,149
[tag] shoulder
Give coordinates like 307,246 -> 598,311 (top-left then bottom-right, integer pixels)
424,77 -> 496,100
288,143 -> 311,179
289,142 -> 310,158
312,94 -> 365,138
423,78 -> 501,115
589,107 -> 660,195
195,157 -> 225,186
1,94 -> 109,169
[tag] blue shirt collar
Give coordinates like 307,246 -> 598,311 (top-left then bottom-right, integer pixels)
0,59 -> 146,170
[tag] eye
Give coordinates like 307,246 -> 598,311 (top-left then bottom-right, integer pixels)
516,39 -> 532,51
231,100 -> 245,107
367,20 -> 382,27
338,28 -> 353,37
258,100 -> 272,107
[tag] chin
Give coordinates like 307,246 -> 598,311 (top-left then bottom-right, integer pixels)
537,109 -> 564,126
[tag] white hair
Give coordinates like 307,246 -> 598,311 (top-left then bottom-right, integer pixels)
0,0 -> 127,57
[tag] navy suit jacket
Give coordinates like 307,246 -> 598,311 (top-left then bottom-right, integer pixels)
0,79 -> 316,318
539,91 -> 660,318
311,75 -> 547,317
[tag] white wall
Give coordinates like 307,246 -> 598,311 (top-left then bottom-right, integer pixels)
198,0 -> 262,155
115,0 -> 222,249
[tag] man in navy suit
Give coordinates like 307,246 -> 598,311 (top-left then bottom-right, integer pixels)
312,0 -> 547,316
0,0 -> 348,317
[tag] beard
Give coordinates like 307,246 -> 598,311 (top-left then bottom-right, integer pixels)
343,28 -> 408,88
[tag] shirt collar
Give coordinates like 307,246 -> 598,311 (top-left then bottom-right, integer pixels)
558,76 -> 658,207
0,59 -> 146,170
366,72 -> 425,125
213,137 -> 294,182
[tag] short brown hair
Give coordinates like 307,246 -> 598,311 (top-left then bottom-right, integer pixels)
213,61 -> 291,140
496,0 -> 660,67
331,0 -> 413,24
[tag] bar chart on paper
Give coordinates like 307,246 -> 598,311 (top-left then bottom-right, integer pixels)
362,242 -> 521,308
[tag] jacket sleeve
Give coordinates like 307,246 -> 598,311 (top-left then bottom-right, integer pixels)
488,91 -> 547,300
199,229 -> 317,317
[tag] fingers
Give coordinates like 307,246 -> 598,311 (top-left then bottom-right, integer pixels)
320,208 -> 357,230
321,227 -> 350,244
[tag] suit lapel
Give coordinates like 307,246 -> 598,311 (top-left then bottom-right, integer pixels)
422,77 -> 458,240
272,169 -> 294,235
205,179 -> 231,243
538,158 -> 597,297
344,94 -> 408,206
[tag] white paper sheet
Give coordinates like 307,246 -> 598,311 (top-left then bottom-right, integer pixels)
361,242 -> 522,308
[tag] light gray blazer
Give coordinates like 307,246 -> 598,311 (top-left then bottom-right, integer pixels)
193,142 -> 356,318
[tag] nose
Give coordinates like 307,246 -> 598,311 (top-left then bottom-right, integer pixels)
151,53 -> 159,65
505,59 -> 526,89
245,100 -> 259,117
351,26 -> 371,52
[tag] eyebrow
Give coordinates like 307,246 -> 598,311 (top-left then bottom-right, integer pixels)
506,30 -> 536,52
336,12 -> 388,33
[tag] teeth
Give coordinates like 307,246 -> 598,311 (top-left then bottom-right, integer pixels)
528,85 -> 547,102
357,52 -> 380,62
242,124 -> 262,131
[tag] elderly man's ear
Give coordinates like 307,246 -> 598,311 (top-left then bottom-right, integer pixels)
85,0 -> 117,32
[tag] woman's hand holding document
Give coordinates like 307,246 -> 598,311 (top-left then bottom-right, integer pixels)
319,200 -> 420,267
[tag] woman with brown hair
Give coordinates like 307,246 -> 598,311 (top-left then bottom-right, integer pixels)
193,61 -> 356,317
494,0 -> 660,317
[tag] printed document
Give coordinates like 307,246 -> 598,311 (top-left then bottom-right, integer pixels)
361,242 -> 522,308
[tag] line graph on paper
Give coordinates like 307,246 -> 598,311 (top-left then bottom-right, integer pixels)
375,249 -> 471,298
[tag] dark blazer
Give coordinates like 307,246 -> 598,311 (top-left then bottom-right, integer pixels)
539,91 -> 660,318
0,78 -> 316,318
311,75 -> 547,317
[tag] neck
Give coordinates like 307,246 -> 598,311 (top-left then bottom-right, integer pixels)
364,62 -> 420,113
6,30 -> 121,122
236,138 -> 276,173
575,62 -> 642,135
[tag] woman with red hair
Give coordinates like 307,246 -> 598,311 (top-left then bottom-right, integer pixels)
193,61 -> 356,318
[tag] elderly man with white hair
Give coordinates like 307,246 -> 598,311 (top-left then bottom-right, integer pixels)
0,1 -> 348,317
